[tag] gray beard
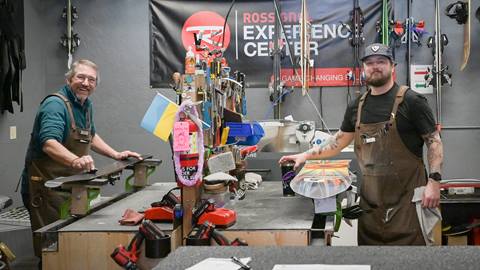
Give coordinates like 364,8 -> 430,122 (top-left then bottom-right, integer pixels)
366,72 -> 391,87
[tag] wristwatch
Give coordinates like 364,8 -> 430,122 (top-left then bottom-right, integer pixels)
428,172 -> 442,181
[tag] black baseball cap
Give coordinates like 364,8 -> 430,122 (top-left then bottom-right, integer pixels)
361,43 -> 394,62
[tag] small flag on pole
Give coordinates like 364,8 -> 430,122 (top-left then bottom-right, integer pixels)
141,93 -> 178,141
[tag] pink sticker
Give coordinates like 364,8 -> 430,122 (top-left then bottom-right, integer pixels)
173,122 -> 190,152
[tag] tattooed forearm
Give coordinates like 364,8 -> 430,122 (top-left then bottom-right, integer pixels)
306,131 -> 345,156
422,131 -> 443,173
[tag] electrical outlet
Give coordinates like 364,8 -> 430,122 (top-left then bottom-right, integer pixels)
10,126 -> 16,140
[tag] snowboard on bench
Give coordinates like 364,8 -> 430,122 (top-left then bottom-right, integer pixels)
45,154 -> 153,189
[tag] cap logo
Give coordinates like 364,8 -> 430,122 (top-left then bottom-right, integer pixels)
371,45 -> 380,52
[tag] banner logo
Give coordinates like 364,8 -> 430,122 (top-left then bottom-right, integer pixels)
181,11 -> 231,52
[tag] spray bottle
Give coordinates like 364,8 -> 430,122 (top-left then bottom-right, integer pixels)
185,46 -> 196,74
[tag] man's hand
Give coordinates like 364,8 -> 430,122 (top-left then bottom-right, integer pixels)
71,155 -> 95,172
278,153 -> 307,170
113,150 -> 142,160
422,179 -> 440,208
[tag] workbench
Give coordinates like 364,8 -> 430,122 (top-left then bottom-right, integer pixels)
42,182 -> 314,269
154,246 -> 480,270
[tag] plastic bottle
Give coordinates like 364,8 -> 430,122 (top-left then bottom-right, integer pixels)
173,204 -> 183,230
194,53 -> 204,75
185,46 -> 196,74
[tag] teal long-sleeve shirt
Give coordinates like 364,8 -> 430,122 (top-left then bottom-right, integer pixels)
20,85 -> 96,194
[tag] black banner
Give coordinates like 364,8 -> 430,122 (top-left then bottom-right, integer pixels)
150,0 -> 383,88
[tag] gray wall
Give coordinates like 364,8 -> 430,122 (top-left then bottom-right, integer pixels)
1,0 -> 479,207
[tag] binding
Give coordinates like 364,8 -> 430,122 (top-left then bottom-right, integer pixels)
445,1 -> 468,24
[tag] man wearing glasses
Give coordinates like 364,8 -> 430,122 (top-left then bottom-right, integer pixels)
20,59 -> 141,261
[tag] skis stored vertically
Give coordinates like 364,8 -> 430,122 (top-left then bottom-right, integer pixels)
376,0 -> 393,46
406,0 -> 413,86
425,0 -> 452,131
394,0 -> 425,87
60,0 -> 80,69
346,0 -> 365,98
300,0 -> 311,96
381,0 -> 390,46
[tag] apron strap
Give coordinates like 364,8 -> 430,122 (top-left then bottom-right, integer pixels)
355,90 -> 370,129
86,106 -> 91,130
42,93 -> 77,131
388,85 -> 409,124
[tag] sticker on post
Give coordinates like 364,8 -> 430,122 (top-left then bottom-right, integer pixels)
173,122 -> 190,152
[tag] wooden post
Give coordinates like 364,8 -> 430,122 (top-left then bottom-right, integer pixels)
181,186 -> 198,240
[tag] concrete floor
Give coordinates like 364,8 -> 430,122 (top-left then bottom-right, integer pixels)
0,224 -> 37,270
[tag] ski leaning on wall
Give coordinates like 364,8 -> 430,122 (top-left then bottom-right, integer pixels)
445,0 -> 470,71
425,0 -> 452,131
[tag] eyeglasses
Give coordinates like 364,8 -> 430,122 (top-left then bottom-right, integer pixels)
74,74 -> 97,85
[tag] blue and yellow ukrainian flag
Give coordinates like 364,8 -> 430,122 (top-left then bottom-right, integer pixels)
141,93 -> 178,141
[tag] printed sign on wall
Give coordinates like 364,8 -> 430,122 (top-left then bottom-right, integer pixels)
150,0 -> 383,88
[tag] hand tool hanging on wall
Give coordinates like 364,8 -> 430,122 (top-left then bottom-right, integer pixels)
60,0 -> 80,69
476,6 -> 480,23
445,0 -> 470,70
344,0 -> 365,100
425,0 -> 452,131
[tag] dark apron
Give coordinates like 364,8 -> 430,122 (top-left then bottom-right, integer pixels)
355,86 -> 426,245
27,93 -> 92,256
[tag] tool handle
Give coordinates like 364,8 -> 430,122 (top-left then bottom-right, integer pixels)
231,238 -> 248,246
143,220 -> 166,238
211,229 -> 230,246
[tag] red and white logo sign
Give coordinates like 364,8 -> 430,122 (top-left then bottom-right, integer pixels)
181,11 -> 231,53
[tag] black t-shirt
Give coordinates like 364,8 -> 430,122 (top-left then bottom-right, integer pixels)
340,83 -> 436,157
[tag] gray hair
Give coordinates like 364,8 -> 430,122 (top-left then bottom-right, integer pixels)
65,59 -> 100,85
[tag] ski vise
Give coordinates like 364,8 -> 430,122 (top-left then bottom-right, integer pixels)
144,187 -> 181,222
193,199 -> 236,228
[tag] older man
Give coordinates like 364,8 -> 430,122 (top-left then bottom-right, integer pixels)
20,59 -> 141,258
280,43 -> 443,245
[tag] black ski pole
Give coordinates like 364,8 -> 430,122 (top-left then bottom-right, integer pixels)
406,0 -> 412,87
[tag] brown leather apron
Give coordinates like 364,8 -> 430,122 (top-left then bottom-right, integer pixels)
27,93 -> 92,256
355,86 -> 426,245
